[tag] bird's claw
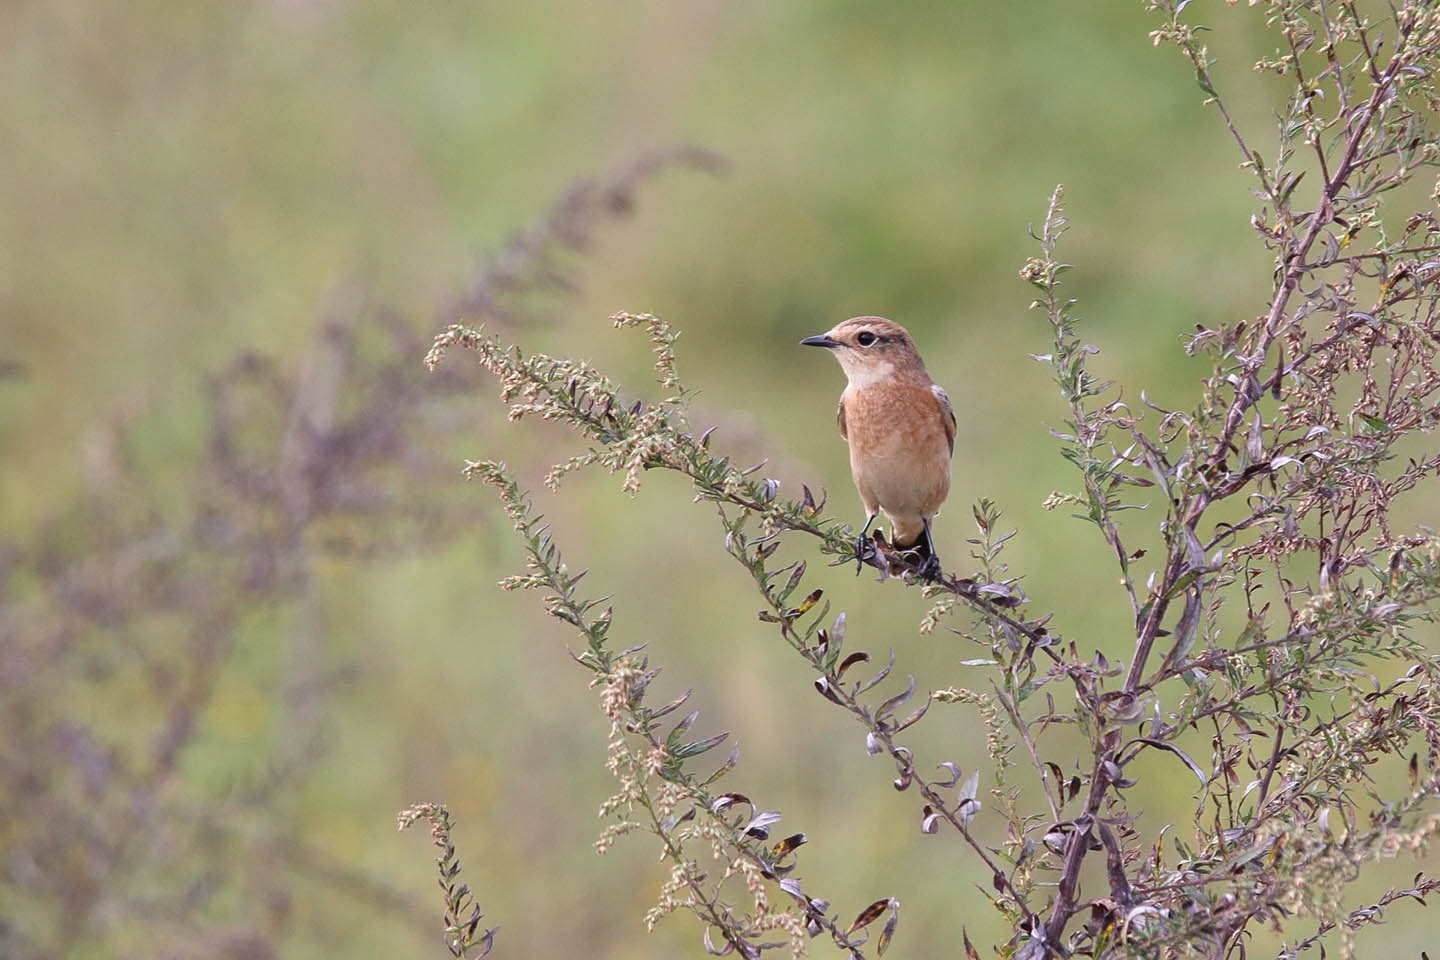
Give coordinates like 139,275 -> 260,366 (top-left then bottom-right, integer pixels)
916,553 -> 942,583
854,533 -> 868,575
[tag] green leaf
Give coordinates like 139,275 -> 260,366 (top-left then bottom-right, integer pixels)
1358,413 -> 1391,433
673,731 -> 730,760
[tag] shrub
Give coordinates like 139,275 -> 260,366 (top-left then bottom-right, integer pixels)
419,2 -> 1440,957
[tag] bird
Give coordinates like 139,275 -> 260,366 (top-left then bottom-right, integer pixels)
801,317 -> 956,580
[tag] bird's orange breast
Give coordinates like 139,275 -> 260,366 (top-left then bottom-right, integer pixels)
841,381 -> 952,525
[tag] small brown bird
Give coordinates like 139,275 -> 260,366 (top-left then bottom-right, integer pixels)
802,317 -> 956,579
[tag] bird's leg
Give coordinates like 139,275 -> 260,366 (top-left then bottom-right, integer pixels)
916,518 -> 942,582
855,512 -> 876,574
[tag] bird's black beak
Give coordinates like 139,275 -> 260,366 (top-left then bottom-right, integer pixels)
800,334 -> 841,349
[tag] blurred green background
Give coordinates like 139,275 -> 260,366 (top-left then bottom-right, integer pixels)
2,1 -> 1432,957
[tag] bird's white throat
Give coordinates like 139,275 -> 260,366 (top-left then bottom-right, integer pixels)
838,357 -> 896,389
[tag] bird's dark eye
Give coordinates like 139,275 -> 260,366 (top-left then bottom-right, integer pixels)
856,331 -> 876,347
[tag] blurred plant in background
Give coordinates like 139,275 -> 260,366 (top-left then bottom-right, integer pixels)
422,1 -> 1440,957
0,150 -> 718,958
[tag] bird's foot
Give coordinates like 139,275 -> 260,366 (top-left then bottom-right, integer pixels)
915,553 -> 942,583
854,532 -> 868,575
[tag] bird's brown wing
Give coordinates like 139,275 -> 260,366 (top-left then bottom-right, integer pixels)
836,394 -> 848,440
932,383 -> 957,455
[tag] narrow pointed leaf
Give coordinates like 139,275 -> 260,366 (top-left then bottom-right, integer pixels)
1125,737 -> 1207,784
702,744 -> 742,786
675,731 -> 730,760
856,650 -> 896,694
846,898 -> 892,935
878,903 -> 899,955
874,675 -> 918,720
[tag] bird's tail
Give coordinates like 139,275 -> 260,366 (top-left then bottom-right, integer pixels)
893,522 -> 933,559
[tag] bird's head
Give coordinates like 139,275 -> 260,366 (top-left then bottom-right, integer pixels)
800,316 -> 924,385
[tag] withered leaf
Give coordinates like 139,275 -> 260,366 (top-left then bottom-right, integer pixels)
856,650 -> 896,695
874,675 -> 918,720
846,898 -> 893,935
710,793 -> 753,817
701,744 -> 741,786
660,806 -> 697,835
978,582 -> 1023,607
877,902 -> 899,955
701,926 -> 732,956
962,926 -> 982,960
1044,762 -> 1064,795
770,832 -> 807,861
1246,409 -> 1263,462
836,651 -> 872,680
1125,737 -> 1207,785
894,697 -> 931,732
778,561 -> 807,603
814,676 -> 846,705
793,588 -> 823,616
742,810 -> 782,839
649,689 -> 692,720
1166,587 -> 1201,670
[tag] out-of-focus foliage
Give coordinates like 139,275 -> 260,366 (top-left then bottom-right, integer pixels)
3,0 -> 1438,958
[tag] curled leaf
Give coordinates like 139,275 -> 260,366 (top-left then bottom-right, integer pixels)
703,925 -> 734,956
836,651 -> 872,681
957,796 -> 981,828
711,793 -> 754,818
814,676 -> 846,705
770,832 -> 807,861
875,675 -> 918,721
743,810 -> 782,839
